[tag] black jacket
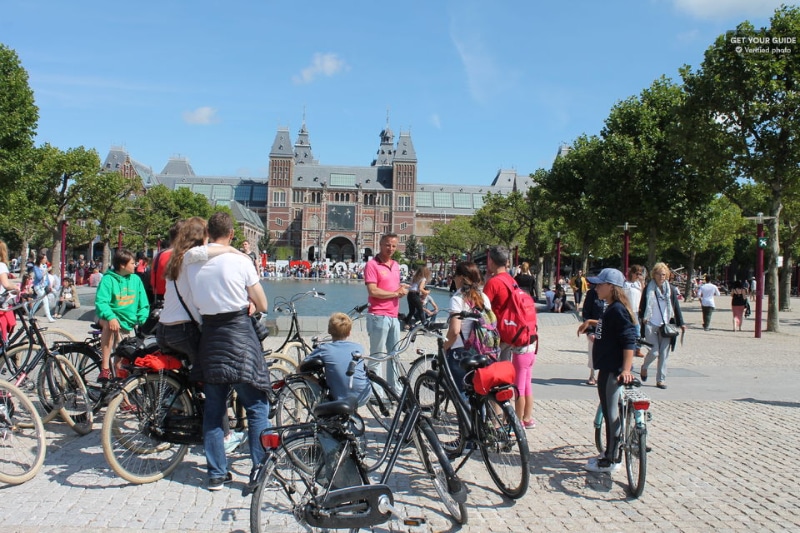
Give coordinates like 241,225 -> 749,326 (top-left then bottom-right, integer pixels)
195,308 -> 271,391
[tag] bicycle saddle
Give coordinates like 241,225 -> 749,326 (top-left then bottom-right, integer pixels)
298,357 -> 324,374
313,397 -> 357,418
459,353 -> 492,372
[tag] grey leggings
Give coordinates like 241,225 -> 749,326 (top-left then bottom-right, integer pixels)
597,370 -> 622,462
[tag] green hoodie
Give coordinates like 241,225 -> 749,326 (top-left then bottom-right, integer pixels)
94,269 -> 150,331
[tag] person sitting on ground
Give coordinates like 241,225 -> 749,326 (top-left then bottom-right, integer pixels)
54,277 -> 80,318
88,267 -> 103,287
303,312 -> 371,405
95,249 -> 150,382
544,285 -> 555,311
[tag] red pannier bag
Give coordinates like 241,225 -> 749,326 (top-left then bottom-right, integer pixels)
472,361 -> 516,395
134,352 -> 183,371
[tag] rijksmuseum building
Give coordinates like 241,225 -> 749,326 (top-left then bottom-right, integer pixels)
102,119 -> 537,263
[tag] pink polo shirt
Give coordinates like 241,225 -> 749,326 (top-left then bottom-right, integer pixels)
364,256 -> 401,317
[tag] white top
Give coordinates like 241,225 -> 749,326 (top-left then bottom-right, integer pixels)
624,280 -> 642,316
0,262 -> 8,295
697,282 -> 720,307
186,244 -> 259,316
448,291 -> 492,350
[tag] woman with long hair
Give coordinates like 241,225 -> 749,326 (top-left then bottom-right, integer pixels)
404,265 -> 431,329
443,261 -> 492,395
577,268 -> 638,473
639,262 -> 685,389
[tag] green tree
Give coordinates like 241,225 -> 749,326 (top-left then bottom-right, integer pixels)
471,192 -> 526,251
69,171 -> 139,270
0,44 -> 38,191
681,6 -> 800,331
404,234 -> 421,264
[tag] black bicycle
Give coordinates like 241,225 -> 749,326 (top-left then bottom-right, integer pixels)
249,350 -> 468,532
411,312 -> 531,499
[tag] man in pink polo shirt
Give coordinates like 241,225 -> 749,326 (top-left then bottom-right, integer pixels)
364,233 -> 408,391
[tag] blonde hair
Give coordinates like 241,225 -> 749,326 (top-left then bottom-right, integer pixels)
608,285 -> 638,324
520,262 -> 531,275
328,312 -> 352,340
166,217 -> 205,280
651,262 -> 669,278
0,241 -> 8,264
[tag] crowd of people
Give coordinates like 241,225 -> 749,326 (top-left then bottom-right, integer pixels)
0,227 -> 765,490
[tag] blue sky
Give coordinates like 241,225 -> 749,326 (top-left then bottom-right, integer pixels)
1,0 -> 790,186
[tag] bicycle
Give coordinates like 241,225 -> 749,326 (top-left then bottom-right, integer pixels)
0,296 -> 77,379
100,349 -> 282,484
266,288 -> 329,370
411,311 -> 531,499
0,299 -> 92,435
592,376 -> 651,498
249,350 -> 468,532
0,378 -> 47,485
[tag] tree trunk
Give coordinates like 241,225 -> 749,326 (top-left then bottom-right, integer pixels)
685,250 -> 697,300
766,205 -> 782,333
779,253 -> 793,311
648,226 -> 657,268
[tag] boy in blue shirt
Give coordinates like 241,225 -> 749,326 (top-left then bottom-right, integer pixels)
305,312 -> 371,405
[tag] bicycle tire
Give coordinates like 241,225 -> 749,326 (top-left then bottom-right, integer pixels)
265,351 -> 298,375
413,416 -> 468,525
101,373 -> 191,484
3,328 -> 77,376
250,434 -> 324,533
594,409 -> 607,455
0,379 -> 47,484
0,345 -> 55,424
274,377 -> 323,427
405,352 -> 435,389
624,406 -> 647,498
413,371 -> 466,458
38,355 -> 94,435
361,373 -> 399,471
279,342 -> 309,367
476,395 -> 530,499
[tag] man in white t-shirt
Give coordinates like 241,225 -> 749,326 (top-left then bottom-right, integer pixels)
185,212 -> 269,493
696,275 -> 721,331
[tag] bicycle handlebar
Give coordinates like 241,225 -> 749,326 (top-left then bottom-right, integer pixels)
273,288 -> 327,313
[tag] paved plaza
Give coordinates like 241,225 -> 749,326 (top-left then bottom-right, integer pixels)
1,292 -> 799,532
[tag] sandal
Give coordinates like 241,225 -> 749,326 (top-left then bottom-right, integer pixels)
585,378 -> 597,386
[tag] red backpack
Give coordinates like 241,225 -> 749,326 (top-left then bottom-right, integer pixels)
496,277 -> 538,348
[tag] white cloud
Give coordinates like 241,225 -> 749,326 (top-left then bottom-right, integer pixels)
430,114 -> 442,129
673,0 -> 786,20
449,28 -> 500,104
292,53 -> 348,84
182,106 -> 219,125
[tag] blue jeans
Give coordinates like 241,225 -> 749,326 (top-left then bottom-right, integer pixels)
202,382 -> 270,479
366,313 -> 401,391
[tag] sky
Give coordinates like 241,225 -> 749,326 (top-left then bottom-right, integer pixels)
1,0 -> 792,187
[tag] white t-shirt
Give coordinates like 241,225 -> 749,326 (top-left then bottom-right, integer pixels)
186,244 -> 259,316
697,283 -> 720,307
448,291 -> 492,350
624,280 -> 642,315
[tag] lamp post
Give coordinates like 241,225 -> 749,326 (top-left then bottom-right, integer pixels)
745,212 -> 775,338
618,222 -> 637,275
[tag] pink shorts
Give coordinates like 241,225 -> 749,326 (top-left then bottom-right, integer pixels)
512,350 -> 536,396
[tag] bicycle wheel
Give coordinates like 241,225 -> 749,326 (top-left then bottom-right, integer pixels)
624,406 -> 647,498
3,344 -> 62,425
0,379 -> 47,485
55,342 -> 102,407
279,342 -> 309,367
594,406 -> 607,455
250,435 -> 324,533
274,377 -> 322,427
35,328 -> 78,350
404,352 -> 435,389
361,374 -> 399,471
413,416 -> 468,525
414,371 -> 466,458
38,355 -> 93,435
101,373 -> 192,484
476,395 -> 530,499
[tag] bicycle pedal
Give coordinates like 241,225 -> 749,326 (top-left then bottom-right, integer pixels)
402,517 -> 426,527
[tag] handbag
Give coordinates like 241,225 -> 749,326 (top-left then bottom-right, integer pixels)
655,288 -> 680,338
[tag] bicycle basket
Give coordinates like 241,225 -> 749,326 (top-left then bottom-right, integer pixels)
472,361 -> 515,396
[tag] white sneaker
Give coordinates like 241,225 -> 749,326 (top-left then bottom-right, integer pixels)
584,457 -> 620,473
223,431 -> 248,453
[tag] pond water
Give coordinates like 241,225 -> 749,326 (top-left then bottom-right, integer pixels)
260,278 -> 453,317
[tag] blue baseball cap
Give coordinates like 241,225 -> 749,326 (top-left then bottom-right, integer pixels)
587,268 -> 626,287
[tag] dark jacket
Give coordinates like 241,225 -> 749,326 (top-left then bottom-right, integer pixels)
592,300 -> 639,372
195,308 -> 270,391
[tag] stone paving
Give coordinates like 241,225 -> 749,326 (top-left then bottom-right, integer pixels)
1,293 -> 799,532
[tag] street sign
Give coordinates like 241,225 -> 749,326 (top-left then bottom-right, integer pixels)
757,237 -> 768,249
